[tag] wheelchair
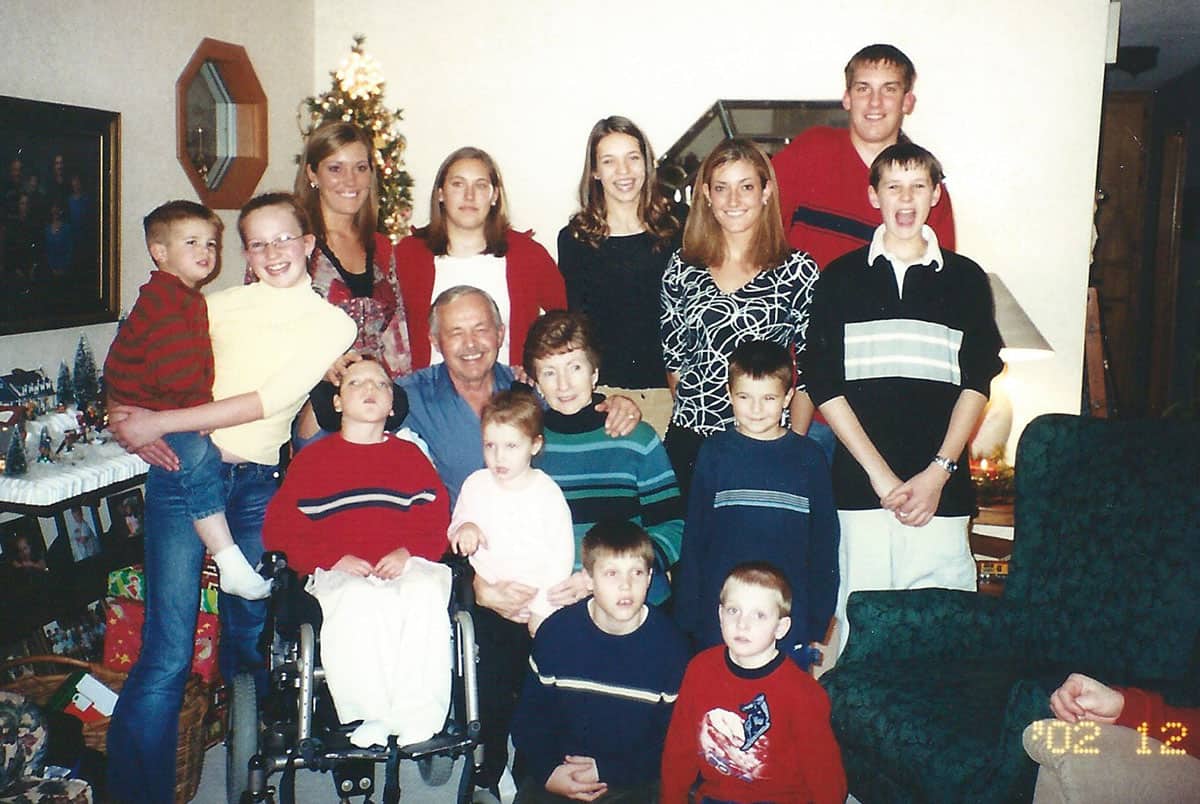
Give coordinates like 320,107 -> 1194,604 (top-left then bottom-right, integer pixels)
226,551 -> 481,804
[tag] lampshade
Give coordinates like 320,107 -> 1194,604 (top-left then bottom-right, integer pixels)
988,274 -> 1053,362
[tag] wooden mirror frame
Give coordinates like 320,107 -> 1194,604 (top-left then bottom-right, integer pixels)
175,38 -> 267,209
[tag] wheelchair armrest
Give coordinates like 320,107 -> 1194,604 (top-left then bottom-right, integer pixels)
260,550 -> 290,580
441,553 -> 476,611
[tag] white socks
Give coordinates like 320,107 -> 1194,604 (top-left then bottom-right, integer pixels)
212,545 -> 272,600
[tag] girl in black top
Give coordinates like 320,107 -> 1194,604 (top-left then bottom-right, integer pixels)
557,116 -> 679,435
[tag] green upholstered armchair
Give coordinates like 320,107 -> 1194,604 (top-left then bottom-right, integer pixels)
820,413 -> 1200,803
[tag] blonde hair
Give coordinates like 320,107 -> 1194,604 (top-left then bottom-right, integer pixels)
480,388 -> 543,442
681,139 -> 789,271
294,121 -> 379,245
720,562 -> 792,617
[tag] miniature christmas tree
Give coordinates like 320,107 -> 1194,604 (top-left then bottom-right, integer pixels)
56,362 -> 74,407
5,425 -> 27,476
300,35 -> 415,241
73,336 -> 99,410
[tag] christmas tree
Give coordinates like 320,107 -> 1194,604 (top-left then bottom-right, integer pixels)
5,425 -> 27,476
57,362 -> 73,407
300,35 -> 415,241
73,336 -> 99,410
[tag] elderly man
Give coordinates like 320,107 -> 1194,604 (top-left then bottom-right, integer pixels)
311,285 -> 639,504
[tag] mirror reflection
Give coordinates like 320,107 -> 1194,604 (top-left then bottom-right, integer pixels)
184,60 -> 235,189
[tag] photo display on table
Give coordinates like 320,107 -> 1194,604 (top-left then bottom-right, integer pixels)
104,487 -> 144,540
0,514 -> 48,572
57,504 -> 103,562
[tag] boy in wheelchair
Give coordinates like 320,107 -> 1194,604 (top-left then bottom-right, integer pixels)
232,357 -> 478,802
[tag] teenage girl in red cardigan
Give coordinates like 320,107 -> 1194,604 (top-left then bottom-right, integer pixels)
395,146 -> 565,370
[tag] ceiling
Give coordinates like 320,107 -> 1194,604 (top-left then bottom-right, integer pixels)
1105,0 -> 1200,90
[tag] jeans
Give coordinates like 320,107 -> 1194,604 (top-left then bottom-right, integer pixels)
150,431 -> 225,520
805,419 -> 837,466
107,455 -> 278,803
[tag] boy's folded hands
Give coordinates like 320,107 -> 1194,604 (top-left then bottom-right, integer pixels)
545,755 -> 607,802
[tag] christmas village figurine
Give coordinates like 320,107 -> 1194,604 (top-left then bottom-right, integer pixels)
0,367 -> 55,417
37,429 -> 53,463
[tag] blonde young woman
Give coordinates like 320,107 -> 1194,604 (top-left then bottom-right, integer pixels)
558,116 -> 680,436
395,146 -> 565,370
660,138 -> 819,497
295,121 -> 412,379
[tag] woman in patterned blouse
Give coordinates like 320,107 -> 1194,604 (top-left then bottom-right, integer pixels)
294,121 -> 412,380
660,138 -> 819,497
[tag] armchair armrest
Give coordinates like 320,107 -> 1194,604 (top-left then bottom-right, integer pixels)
1023,719 -> 1200,803
840,588 -> 1020,665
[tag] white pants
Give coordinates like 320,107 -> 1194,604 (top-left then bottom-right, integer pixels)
834,510 -> 975,656
308,558 -> 452,747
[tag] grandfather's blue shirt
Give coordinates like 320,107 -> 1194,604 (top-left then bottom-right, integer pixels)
396,363 -> 515,506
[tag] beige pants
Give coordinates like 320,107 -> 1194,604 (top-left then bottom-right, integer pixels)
596,385 -> 674,440
833,510 -> 975,658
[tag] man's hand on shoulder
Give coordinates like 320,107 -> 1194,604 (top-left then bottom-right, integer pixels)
596,394 -> 641,437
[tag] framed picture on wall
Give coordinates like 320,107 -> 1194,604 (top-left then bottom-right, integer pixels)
0,94 -> 120,335
56,505 -> 103,562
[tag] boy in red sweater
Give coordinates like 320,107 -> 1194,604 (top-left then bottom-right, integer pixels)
104,200 -> 269,599
662,562 -> 845,803
262,357 -> 448,576
261,357 -> 452,748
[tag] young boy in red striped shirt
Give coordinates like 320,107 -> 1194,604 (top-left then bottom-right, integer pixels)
103,200 -> 270,599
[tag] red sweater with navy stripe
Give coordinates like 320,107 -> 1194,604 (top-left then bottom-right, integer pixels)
773,126 -> 956,271
103,270 -> 214,409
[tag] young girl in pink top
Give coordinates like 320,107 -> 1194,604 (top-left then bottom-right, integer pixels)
448,388 -> 573,795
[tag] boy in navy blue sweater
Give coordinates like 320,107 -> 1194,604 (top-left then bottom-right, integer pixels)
673,341 -> 839,669
511,520 -> 689,802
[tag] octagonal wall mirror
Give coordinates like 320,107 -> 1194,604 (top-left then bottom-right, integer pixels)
175,38 -> 267,208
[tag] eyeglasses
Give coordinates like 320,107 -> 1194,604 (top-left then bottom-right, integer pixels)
246,233 -> 303,254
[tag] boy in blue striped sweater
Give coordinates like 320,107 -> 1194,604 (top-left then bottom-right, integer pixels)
673,340 -> 839,669
511,521 -> 689,802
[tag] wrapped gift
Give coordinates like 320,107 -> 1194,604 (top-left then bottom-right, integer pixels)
107,560 -> 221,614
106,564 -> 144,601
199,557 -> 220,615
102,597 -> 219,682
46,670 -> 119,723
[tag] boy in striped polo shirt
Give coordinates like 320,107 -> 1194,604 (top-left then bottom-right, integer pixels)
104,200 -> 270,600
673,340 -> 839,670
805,142 -> 1003,656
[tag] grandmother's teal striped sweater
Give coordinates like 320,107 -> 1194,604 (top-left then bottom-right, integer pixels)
539,400 -> 684,604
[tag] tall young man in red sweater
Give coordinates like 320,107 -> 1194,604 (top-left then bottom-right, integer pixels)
774,43 -> 956,270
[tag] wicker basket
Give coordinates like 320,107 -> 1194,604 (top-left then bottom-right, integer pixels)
0,654 -> 208,803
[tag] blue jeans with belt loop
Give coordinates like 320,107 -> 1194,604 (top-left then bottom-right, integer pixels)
107,443 -> 277,803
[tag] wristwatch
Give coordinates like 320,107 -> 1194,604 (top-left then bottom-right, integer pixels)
931,454 -> 958,474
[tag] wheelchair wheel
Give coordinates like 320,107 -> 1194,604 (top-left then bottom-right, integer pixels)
418,754 -> 455,786
226,673 -> 259,804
